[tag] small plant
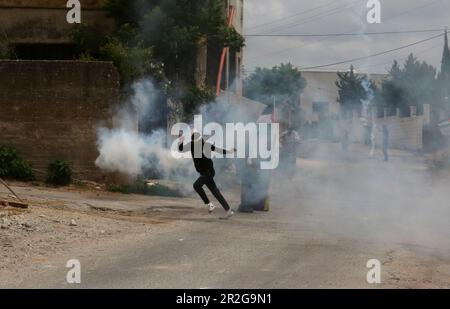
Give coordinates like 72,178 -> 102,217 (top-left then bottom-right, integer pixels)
46,160 -> 72,186
0,146 -> 35,181
78,52 -> 97,61
0,36 -> 14,59
107,178 -> 183,197
106,183 -> 129,194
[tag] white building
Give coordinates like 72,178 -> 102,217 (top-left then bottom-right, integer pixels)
300,71 -> 387,124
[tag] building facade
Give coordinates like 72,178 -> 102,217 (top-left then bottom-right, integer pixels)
204,0 -> 244,95
300,71 -> 387,124
0,0 -> 244,95
0,0 -> 114,59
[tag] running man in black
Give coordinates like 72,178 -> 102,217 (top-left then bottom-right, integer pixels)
178,132 -> 236,219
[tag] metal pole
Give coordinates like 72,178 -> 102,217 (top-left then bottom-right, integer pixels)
273,95 -> 276,122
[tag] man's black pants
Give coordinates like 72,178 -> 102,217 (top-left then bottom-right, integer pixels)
193,175 -> 230,211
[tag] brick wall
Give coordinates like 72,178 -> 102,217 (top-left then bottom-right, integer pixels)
0,60 -> 120,180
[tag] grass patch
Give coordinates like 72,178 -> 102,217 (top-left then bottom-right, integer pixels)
107,179 -> 183,197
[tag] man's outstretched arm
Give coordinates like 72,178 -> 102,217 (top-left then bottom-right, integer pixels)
210,144 -> 236,155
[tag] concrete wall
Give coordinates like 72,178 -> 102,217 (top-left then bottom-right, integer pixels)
0,60 -> 120,180
375,116 -> 424,151
0,0 -> 114,44
350,111 -> 424,151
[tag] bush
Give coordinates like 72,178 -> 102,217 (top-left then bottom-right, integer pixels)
100,38 -> 154,84
106,183 -> 129,194
181,86 -> 215,121
0,37 -> 14,59
46,160 -> 73,186
0,146 -> 35,181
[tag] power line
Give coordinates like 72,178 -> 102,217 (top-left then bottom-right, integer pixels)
245,29 -> 446,38
243,0 -> 363,62
244,29 -> 445,64
296,33 -> 445,70
355,42 -> 442,72
244,39 -> 315,63
245,42 -> 442,75
382,0 -> 444,23
244,0 -> 448,63
260,0 -> 360,35
245,0 -> 340,31
261,0 -> 444,35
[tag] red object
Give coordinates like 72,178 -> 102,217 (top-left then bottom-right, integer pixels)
216,6 -> 236,97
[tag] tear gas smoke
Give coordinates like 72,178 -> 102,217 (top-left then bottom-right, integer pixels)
93,77 -> 450,255
95,80 -> 193,184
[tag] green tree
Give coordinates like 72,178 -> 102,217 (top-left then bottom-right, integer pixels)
381,54 -> 437,117
101,0 -> 243,83
244,63 -> 306,128
335,66 -> 369,118
70,23 -> 160,86
437,30 -> 450,119
73,0 -> 244,114
244,63 -> 306,106
439,30 -> 450,84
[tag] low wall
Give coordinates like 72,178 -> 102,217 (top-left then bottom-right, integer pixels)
350,112 -> 424,151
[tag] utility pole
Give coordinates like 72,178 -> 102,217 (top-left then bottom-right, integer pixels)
273,95 -> 276,123
215,0 -> 235,99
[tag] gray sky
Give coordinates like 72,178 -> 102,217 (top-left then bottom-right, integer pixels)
243,0 -> 450,75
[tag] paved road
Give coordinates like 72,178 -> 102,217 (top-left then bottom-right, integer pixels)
9,144 -> 450,288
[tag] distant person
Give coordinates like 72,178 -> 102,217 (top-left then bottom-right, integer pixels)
280,127 -> 302,179
364,124 -> 372,145
382,125 -> 389,162
370,124 -> 377,157
178,131 -> 236,219
341,129 -> 349,154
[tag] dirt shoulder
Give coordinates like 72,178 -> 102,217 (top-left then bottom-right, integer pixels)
0,181 -> 206,287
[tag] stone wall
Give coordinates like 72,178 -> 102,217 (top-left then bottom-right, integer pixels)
0,60 -> 120,180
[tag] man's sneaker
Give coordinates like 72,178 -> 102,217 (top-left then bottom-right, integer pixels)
220,209 -> 235,220
207,203 -> 216,213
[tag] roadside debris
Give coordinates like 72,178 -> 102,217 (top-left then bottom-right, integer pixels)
0,178 -> 29,209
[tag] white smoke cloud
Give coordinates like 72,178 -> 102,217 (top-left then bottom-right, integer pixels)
95,80 -> 192,180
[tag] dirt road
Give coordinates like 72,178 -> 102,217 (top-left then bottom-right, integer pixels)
1,143 -> 449,288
